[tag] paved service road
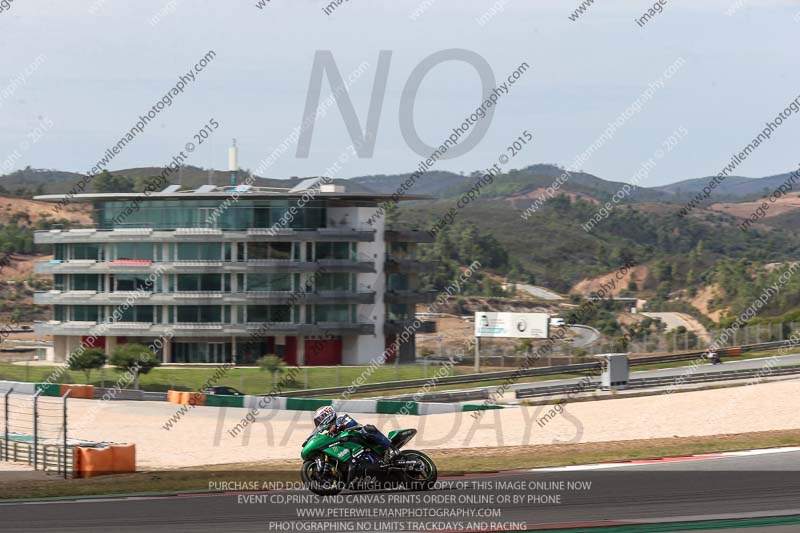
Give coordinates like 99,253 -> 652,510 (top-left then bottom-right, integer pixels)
568,325 -> 601,347
642,312 -> 711,343
517,284 -> 564,300
1,450 -> 799,532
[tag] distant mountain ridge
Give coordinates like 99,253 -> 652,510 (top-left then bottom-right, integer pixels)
2,163 -> 797,203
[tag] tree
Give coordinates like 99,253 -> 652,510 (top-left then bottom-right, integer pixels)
94,170 -> 135,193
258,354 -> 286,387
110,343 -> 161,389
68,348 -> 107,383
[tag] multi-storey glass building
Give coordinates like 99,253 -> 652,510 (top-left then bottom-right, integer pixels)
33,182 -> 435,365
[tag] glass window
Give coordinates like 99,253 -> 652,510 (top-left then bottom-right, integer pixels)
115,242 -> 153,260
388,304 -> 411,321
176,305 -> 223,323
253,208 -> 270,228
248,242 -> 292,260
176,274 -> 221,292
303,207 -> 325,229
176,243 -> 222,261
72,243 -> 101,260
388,273 -> 410,291
247,305 -> 292,323
316,273 -> 351,291
173,342 -> 232,364
315,304 -> 350,323
71,274 -> 100,291
316,242 -> 351,260
248,273 -> 292,291
114,274 -> 153,291
117,306 -> 153,322
72,305 -> 100,322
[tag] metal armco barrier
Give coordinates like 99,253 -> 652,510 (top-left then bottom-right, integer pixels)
284,340 -> 795,398
515,364 -> 800,399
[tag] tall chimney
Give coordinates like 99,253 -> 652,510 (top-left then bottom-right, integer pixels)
228,139 -> 238,186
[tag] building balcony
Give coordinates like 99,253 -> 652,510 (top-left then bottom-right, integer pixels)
384,319 -> 436,335
384,229 -> 434,243
384,290 -> 438,304
34,321 -> 375,337
35,290 -> 376,306
34,227 -> 376,244
384,257 -> 434,273
33,259 -> 376,275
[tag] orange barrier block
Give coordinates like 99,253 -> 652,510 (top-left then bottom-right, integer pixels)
110,444 -> 136,474
723,347 -> 743,356
73,446 -> 114,478
186,392 -> 205,406
60,384 -> 94,399
167,390 -> 205,405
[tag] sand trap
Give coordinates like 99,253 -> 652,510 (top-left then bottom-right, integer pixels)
61,380 -> 800,470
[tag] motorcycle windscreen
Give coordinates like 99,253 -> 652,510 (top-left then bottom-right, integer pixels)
388,429 -> 417,448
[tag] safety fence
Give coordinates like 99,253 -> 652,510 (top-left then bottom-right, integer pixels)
0,383 -> 72,478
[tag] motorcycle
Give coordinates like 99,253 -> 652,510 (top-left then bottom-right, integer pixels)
300,425 -> 437,496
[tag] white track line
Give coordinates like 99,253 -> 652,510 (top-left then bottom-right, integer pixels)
529,446 -> 800,472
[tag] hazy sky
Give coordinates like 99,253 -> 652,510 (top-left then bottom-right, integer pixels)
1,0 -> 799,186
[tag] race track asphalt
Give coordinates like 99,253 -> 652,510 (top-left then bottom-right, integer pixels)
1,449 -> 799,533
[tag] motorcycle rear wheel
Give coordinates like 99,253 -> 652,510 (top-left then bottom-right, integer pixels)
301,458 -> 343,496
398,450 -> 437,491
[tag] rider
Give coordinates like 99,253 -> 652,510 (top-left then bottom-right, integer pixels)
313,406 -> 398,462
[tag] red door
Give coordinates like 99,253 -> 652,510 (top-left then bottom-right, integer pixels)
284,336 -> 297,366
304,337 -> 342,366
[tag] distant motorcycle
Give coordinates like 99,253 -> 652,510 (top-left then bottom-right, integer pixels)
300,426 -> 437,496
709,351 -> 722,365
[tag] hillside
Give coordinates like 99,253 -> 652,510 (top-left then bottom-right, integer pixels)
5,164 -> 800,329
654,170 -> 799,201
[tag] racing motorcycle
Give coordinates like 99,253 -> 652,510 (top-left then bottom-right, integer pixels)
300,425 -> 437,496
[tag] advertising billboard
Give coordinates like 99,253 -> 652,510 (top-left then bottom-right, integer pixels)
474,312 -> 549,339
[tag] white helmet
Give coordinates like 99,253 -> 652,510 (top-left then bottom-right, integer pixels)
313,406 -> 336,428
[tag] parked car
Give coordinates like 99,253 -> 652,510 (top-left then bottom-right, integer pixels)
203,386 -> 243,396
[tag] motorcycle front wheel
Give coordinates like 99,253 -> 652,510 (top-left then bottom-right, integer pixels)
301,458 -> 343,496
397,450 -> 437,491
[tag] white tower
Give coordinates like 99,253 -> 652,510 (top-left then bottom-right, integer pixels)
228,139 -> 238,186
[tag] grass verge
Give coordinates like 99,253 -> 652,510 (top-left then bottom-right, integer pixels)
2,429 -> 798,500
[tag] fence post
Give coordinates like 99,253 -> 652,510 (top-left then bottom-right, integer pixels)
3,388 -> 11,462
63,389 -> 71,479
33,389 -> 42,470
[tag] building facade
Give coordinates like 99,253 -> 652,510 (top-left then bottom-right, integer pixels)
33,183 -> 435,366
